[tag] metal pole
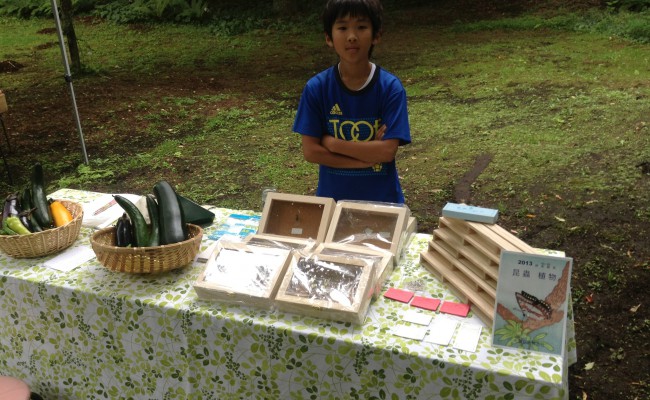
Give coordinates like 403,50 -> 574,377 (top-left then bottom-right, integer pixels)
51,0 -> 89,164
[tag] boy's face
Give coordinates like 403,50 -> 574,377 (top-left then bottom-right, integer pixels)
326,13 -> 380,64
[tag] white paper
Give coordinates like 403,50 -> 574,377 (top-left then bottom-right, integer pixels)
82,193 -> 143,229
452,323 -> 482,352
391,324 -> 428,341
424,316 -> 458,346
403,309 -> 433,326
42,246 -> 96,272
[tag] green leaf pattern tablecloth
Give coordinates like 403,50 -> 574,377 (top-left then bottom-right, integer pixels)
0,189 -> 576,400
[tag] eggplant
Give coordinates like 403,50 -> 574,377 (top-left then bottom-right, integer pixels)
20,187 -> 42,232
3,192 -> 20,220
115,213 -> 133,247
2,192 -> 31,234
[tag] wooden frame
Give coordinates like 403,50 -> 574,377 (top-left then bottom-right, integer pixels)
244,233 -> 318,252
258,192 -> 336,242
274,252 -> 375,324
312,242 -> 394,298
194,241 -> 292,308
399,216 -> 418,260
325,201 -> 409,261
419,217 -> 536,326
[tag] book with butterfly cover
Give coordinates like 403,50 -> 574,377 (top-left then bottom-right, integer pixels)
492,250 -> 573,356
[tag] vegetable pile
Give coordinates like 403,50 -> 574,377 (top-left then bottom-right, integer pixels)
1,162 -> 73,235
113,180 -> 188,248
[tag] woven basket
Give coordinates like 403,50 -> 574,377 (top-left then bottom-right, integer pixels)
91,224 -> 203,274
0,200 -> 84,258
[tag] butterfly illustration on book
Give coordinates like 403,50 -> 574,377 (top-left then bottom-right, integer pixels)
515,291 -> 552,320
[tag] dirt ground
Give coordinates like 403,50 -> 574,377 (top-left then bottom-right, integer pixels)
1,1 -> 649,399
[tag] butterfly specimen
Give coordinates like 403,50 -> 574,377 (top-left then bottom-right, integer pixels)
515,291 -> 552,320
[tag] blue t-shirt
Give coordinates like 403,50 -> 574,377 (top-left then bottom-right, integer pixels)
293,65 -> 411,203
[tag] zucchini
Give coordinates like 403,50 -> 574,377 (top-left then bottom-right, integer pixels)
113,195 -> 149,247
153,180 -> 186,245
145,194 -> 160,247
31,162 -> 54,228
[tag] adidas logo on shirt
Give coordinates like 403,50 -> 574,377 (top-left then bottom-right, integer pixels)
330,104 -> 343,115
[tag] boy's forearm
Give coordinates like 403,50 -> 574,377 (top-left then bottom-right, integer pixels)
302,136 -> 374,168
309,151 -> 374,169
323,136 -> 398,163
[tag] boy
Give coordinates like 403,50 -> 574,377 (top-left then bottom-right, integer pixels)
293,0 -> 411,204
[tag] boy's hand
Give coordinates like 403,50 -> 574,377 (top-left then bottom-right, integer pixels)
375,124 -> 387,141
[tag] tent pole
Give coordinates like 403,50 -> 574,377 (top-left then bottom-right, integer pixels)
51,0 -> 89,164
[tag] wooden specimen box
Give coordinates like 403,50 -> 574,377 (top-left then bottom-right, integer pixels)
419,217 -> 536,325
312,242 -> 394,298
244,233 -> 318,252
194,241 -> 292,308
274,252 -> 376,325
325,201 -> 410,261
258,192 -> 336,242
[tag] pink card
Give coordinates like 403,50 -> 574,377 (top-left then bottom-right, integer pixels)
383,288 -> 414,303
410,296 -> 441,311
439,301 -> 470,317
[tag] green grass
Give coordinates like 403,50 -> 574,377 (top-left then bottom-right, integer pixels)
392,23 -> 650,207
451,10 -> 650,43
1,8 -> 649,213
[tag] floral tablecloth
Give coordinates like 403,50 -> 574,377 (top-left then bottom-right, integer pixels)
0,189 -> 576,400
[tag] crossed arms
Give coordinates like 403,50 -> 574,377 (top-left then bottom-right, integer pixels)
301,124 -> 399,169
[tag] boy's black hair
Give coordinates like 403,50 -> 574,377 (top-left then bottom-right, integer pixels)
322,0 -> 384,42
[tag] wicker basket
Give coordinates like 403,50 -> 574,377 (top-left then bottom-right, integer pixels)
0,200 -> 84,258
91,224 -> 203,274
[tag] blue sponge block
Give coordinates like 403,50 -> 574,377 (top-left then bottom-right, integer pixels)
442,203 -> 499,224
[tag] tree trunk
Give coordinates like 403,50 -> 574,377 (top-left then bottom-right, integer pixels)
59,0 -> 82,73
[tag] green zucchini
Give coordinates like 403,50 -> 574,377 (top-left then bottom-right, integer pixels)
31,162 -> 53,228
145,194 -> 159,247
113,195 -> 149,247
153,180 -> 186,245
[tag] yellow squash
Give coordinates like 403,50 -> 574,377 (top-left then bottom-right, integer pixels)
49,200 -> 73,227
